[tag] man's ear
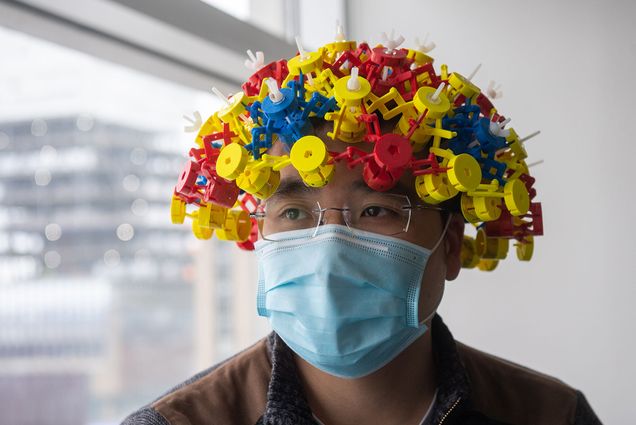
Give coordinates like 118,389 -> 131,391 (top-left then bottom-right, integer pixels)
444,213 -> 464,281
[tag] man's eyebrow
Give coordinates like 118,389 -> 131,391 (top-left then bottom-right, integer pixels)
272,179 -> 319,197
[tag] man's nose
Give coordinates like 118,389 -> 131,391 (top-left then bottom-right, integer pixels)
320,208 -> 349,227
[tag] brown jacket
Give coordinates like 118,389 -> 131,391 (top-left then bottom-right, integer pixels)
122,315 -> 601,425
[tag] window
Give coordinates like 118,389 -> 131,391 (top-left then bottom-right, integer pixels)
0,24 -> 266,425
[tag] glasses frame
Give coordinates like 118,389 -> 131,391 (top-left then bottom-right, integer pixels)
250,193 -> 447,241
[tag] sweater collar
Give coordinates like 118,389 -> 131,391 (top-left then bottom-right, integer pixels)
257,314 -> 470,425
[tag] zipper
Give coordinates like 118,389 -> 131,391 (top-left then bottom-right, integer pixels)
437,397 -> 461,425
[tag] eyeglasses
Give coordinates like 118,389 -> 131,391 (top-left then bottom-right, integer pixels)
250,193 -> 446,241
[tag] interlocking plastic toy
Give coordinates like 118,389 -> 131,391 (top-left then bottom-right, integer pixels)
171,27 -> 543,271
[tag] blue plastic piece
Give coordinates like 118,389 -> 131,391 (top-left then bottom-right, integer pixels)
245,71 -> 336,160
196,175 -> 208,186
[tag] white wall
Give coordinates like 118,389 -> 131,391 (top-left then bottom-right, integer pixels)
337,0 -> 634,422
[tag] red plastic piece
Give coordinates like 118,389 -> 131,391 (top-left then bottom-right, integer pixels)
202,123 -> 238,149
357,110 -> 382,143
369,47 -> 407,67
329,146 -> 373,169
374,133 -> 412,169
410,153 -> 446,176
203,176 -> 239,208
175,161 -> 201,196
242,60 -> 289,97
484,202 -> 543,241
363,159 -> 404,192
323,50 -> 364,78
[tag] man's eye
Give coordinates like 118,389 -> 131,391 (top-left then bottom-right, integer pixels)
283,208 -> 304,220
362,206 -> 384,217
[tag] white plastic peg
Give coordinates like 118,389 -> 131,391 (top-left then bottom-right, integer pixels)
520,130 -> 541,143
212,87 -> 231,106
347,67 -> 361,91
265,78 -> 284,103
489,117 -> 510,138
335,20 -> 346,42
244,49 -> 265,71
431,82 -> 446,103
486,80 -> 503,99
381,29 -> 405,51
183,111 -> 202,133
295,36 -> 309,60
414,33 -> 436,53
467,63 -> 482,81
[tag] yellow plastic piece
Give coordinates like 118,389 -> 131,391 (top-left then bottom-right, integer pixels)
406,49 -> 434,66
290,136 -> 329,172
287,50 -> 324,76
215,210 -> 251,242
415,174 -> 442,205
477,259 -> 499,271
516,236 -> 534,261
170,195 -> 186,224
325,108 -> 366,142
413,86 -> 451,119
333,75 -> 371,106
365,88 -> 409,119
197,203 -> 228,229
473,196 -> 502,221
218,92 -> 247,122
460,236 -> 480,268
440,64 -> 449,81
503,179 -> 530,216
191,211 -> 213,240
423,172 -> 459,202
197,204 -> 211,229
289,135 -> 335,187
259,154 -> 292,173
475,228 -> 509,260
195,113 -> 223,147
504,159 -> 530,181
447,154 -> 482,192
252,168 -> 281,199
396,116 -> 431,148
236,162 -> 273,194
505,128 -> 528,161
460,194 -> 480,224
396,114 -> 455,151
323,41 -> 357,63
308,68 -> 340,99
448,72 -> 479,99
430,118 -> 457,149
299,164 -> 335,188
216,143 -> 249,180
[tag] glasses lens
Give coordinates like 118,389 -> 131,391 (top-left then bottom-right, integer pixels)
258,198 -> 319,240
350,193 -> 410,235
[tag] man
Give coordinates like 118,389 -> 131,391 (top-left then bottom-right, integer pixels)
123,35 -> 601,424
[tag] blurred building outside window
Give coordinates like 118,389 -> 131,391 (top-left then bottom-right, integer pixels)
0,16 -> 266,425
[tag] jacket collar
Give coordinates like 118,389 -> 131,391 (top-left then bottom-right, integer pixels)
257,314 -> 471,425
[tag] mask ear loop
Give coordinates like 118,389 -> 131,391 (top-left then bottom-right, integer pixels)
418,213 -> 453,327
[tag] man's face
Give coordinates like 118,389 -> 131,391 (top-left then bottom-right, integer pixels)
266,126 -> 464,322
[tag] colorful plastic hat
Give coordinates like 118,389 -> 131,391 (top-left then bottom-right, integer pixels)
170,29 -> 543,271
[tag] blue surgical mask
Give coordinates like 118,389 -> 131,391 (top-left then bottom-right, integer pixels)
254,223 -> 448,379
